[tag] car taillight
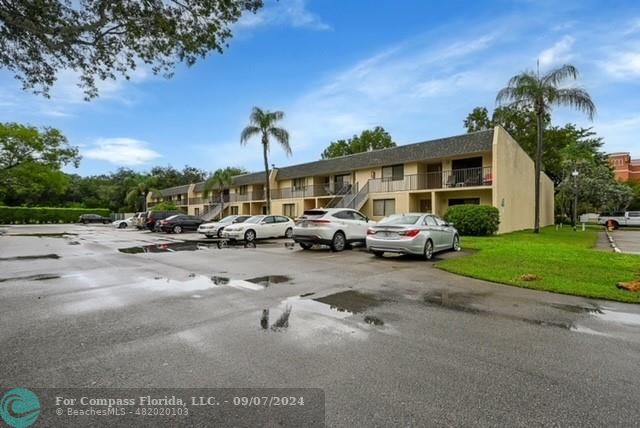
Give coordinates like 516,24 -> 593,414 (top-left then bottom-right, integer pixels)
400,229 -> 420,238
311,219 -> 331,224
367,228 -> 376,235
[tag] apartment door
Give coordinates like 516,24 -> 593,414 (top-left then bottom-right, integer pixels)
419,199 -> 432,213
426,163 -> 442,189
194,208 -> 200,216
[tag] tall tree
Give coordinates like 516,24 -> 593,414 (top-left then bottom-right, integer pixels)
203,166 -> 245,218
240,107 -> 291,214
0,0 -> 263,99
125,178 -> 160,212
496,64 -> 595,232
321,126 -> 396,159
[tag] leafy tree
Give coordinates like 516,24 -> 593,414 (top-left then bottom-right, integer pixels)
321,126 -> 396,159
203,167 -> 244,218
626,181 -> 640,211
0,0 -> 264,99
125,178 -> 160,212
240,107 -> 291,214
463,107 -> 492,132
150,201 -> 179,211
149,165 -> 208,188
496,64 -> 596,232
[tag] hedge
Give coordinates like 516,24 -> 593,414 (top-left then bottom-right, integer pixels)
444,204 -> 500,236
0,207 -> 111,224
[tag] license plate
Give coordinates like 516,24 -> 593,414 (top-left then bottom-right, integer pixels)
301,221 -> 309,227
381,231 -> 398,238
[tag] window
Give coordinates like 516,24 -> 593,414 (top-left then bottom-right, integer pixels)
332,210 -> 353,220
230,206 -> 239,215
292,178 -> 305,190
263,216 -> 275,223
424,216 -> 437,226
238,185 -> 248,195
194,208 -> 200,216
276,216 -> 290,223
352,211 -> 368,222
448,198 -> 480,206
373,199 -> 396,216
629,212 -> 640,217
283,204 -> 296,218
382,164 -> 404,181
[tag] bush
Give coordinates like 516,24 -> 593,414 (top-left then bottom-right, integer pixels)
0,207 -> 111,224
444,204 -> 500,236
151,202 -> 180,211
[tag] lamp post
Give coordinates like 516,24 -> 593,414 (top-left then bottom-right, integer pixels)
571,169 -> 579,231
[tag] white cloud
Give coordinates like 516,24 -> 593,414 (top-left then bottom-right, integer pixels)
601,51 -> 640,78
538,35 -> 575,68
84,138 -> 161,166
236,0 -> 330,31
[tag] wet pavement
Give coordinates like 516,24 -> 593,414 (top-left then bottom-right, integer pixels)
1,224 -> 640,426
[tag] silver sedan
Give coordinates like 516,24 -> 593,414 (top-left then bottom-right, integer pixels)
366,213 -> 460,260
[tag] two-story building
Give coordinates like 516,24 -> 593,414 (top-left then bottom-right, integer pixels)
148,127 -> 555,234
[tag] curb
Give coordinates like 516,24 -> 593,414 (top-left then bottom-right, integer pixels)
604,227 -> 622,253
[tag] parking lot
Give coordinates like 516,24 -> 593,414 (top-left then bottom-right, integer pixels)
2,224 -> 640,426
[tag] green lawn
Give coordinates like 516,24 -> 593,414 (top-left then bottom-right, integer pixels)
436,226 -> 640,303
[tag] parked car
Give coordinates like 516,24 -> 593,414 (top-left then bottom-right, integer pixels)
134,212 -> 148,229
79,213 -> 111,224
198,215 -> 251,238
598,211 -> 640,229
145,211 -> 180,231
222,215 -> 294,242
157,214 -> 205,233
112,217 -> 136,229
366,213 -> 460,260
292,208 -> 372,252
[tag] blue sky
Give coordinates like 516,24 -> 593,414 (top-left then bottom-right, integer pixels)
1,0 -> 639,176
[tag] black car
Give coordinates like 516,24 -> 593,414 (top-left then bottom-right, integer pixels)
79,214 -> 111,224
145,211 -> 180,231
158,215 -> 204,234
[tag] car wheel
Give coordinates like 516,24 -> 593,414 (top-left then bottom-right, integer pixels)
118,222 -> 127,229
217,228 -> 223,238
299,242 -> 312,250
285,227 -> 293,239
424,239 -> 434,260
205,234 -> 213,239
244,229 -> 256,242
611,221 -> 619,230
331,231 -> 346,252
173,225 -> 183,234
452,234 -> 460,251
373,251 -> 384,258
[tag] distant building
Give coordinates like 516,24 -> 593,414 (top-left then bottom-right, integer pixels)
608,152 -> 640,182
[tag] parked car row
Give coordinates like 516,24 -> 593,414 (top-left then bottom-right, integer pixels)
124,208 -> 461,260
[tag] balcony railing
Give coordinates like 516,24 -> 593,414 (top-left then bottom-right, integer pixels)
229,191 -> 265,202
368,166 -> 492,193
272,179 -> 353,200
190,195 -> 230,205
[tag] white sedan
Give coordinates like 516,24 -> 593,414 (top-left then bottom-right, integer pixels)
112,217 -> 136,229
198,215 -> 251,238
222,215 -> 294,242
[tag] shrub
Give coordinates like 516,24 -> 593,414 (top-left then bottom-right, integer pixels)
0,207 -> 111,224
151,202 -> 180,211
444,204 -> 500,236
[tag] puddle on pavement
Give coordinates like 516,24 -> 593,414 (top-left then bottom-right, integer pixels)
313,290 -> 384,313
0,273 -> 60,283
246,275 -> 292,287
0,254 -> 61,261
118,239 -> 281,254
364,315 -> 384,326
423,289 -> 490,314
300,292 -> 315,298
550,303 -> 604,314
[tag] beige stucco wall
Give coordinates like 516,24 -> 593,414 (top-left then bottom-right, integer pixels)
493,126 -> 554,233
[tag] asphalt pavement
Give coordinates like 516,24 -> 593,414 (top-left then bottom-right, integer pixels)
1,224 -> 639,427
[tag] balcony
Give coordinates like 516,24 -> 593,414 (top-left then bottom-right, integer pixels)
190,195 -> 230,205
368,166 -> 492,193
229,191 -> 265,202
273,179 -> 354,200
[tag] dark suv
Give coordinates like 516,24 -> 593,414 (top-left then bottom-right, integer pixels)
145,211 -> 180,231
79,214 -> 111,224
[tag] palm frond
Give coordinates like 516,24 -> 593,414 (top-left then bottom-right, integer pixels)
240,126 -> 261,144
268,110 -> 285,122
147,188 -> 161,199
124,189 -> 139,204
249,107 -> 264,126
554,88 -> 596,120
203,175 -> 218,196
542,64 -> 578,87
269,127 -> 291,155
496,72 -> 540,105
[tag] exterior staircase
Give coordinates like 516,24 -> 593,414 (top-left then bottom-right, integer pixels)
340,181 -> 369,211
324,183 -> 355,208
200,203 -> 223,222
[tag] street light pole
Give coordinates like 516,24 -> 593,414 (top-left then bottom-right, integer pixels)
572,169 -> 579,231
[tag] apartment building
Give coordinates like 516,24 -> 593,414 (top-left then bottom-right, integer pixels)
148,126 -> 555,234
608,152 -> 640,182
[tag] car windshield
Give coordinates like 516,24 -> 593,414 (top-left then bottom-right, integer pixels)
244,216 -> 264,224
234,216 -> 250,223
166,215 -> 180,221
380,215 -> 422,225
219,216 -> 235,223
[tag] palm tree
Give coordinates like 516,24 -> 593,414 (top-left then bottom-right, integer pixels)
125,178 -> 160,212
496,64 -> 595,233
240,107 -> 291,214
203,167 -> 235,218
